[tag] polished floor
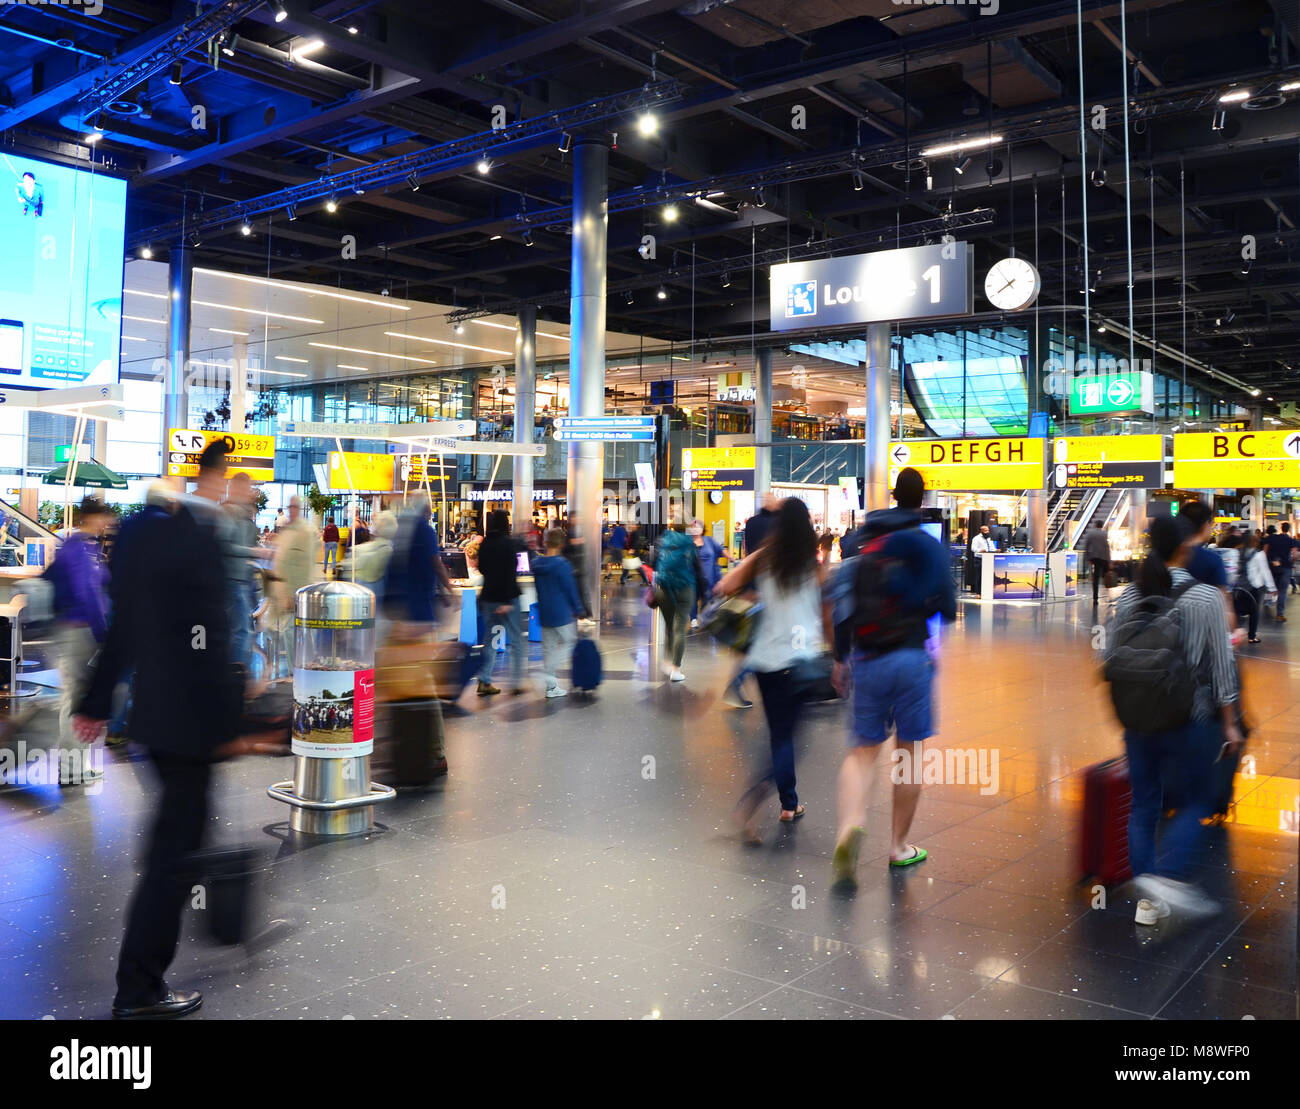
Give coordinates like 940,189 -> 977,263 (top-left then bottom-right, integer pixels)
1,581 -> 1296,1020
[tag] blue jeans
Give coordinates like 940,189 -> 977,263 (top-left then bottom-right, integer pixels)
323,542 -> 338,572
735,667 -> 805,811
1123,718 -> 1220,881
227,580 -> 254,668
1272,567 -> 1290,616
479,598 -> 525,687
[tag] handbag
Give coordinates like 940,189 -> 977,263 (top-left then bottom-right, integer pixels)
790,652 -> 836,701
643,581 -> 665,609
700,595 -> 762,652
621,555 -> 642,571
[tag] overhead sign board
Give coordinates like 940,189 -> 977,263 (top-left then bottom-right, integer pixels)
1067,371 -> 1154,416
1052,435 -> 1164,489
769,241 -> 974,333
167,428 -> 275,481
1173,431 -> 1300,489
327,451 -> 394,493
683,447 -> 755,471
683,468 -> 753,492
279,419 -> 474,440
417,437 -> 546,457
888,437 -> 1045,492
552,416 -> 657,442
396,454 -> 456,485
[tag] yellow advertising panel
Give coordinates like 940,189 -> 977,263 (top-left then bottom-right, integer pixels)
1172,431 -> 1300,489
166,428 -> 275,481
683,446 -> 755,470
888,437 -> 1045,492
327,451 -> 394,493
1051,435 -> 1164,489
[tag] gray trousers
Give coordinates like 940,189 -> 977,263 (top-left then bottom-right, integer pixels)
541,622 -> 577,689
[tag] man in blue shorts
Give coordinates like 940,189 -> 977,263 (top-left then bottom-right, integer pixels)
830,467 -> 956,889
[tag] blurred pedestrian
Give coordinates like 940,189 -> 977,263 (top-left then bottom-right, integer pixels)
221,471 -> 262,669
476,510 -> 524,695
652,522 -> 698,682
689,517 -> 723,628
321,516 -> 340,576
1082,521 -> 1111,605
269,496 -> 315,668
532,526 -> 586,698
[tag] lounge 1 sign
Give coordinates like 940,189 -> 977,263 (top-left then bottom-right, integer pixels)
1066,371 -> 1154,416
769,241 -> 974,332
888,437 -> 1046,492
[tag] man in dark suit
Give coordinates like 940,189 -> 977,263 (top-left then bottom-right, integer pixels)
73,479 -> 239,1020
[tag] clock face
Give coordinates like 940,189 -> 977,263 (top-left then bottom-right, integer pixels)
984,257 -> 1041,312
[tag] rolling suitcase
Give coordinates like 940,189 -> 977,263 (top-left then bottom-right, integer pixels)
384,698 -> 446,787
1079,756 -> 1132,886
430,640 -> 471,700
571,635 -> 603,693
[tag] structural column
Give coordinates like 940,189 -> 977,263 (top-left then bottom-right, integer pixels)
164,243 -> 193,486
566,137 -> 609,627
753,347 -> 772,499
512,306 -> 537,534
1027,489 -> 1048,553
864,323 -> 892,511
229,335 -> 247,434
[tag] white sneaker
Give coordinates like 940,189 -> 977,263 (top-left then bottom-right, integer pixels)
546,686 -> 568,699
1136,875 -> 1220,920
670,669 -> 685,682
690,618 -> 699,629
1134,898 -> 1170,926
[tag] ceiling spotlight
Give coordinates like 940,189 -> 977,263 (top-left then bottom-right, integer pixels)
1211,108 -> 1227,131
925,171 -> 933,191
453,323 -> 464,334
84,130 -> 103,144
240,222 -> 252,236
851,170 -> 864,192
754,186 -> 766,208
625,290 -> 634,305
489,234 -> 502,241
407,172 -> 420,191
271,0 -> 288,23
656,286 -> 667,300
1250,387 -> 1261,396
221,33 -> 238,57
522,230 -> 533,247
188,231 -> 201,248
286,203 -> 297,221
558,132 -> 572,153
476,155 -> 491,175
1268,396 -> 1274,401
1241,259 -> 1252,275
1098,324 -> 1107,333
1218,88 -> 1251,103
169,60 -> 183,85
637,111 -> 658,137
325,195 -> 338,212
347,24 -> 359,34
140,246 -> 153,260
954,156 -> 971,175
720,273 -> 731,288
662,202 -> 679,222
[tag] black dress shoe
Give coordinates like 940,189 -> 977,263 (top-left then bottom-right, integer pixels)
112,989 -> 202,1020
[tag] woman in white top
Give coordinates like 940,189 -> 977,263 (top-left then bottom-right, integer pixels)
1237,532 -> 1276,643
716,497 -> 831,841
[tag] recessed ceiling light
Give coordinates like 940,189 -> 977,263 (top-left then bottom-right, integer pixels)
209,327 -> 250,336
125,288 -> 167,299
919,135 -> 1003,157
195,269 -> 408,310
384,331 -> 511,356
275,355 -> 309,363
338,363 -> 369,371
121,315 -> 160,324
309,342 -> 436,364
192,300 -> 324,324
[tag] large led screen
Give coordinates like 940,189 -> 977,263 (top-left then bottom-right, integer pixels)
0,152 -> 126,389
905,356 -> 1028,438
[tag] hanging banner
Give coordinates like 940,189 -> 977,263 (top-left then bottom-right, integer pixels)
769,242 -> 974,332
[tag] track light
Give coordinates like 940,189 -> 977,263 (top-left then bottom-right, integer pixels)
140,246 -> 153,260
558,132 -> 572,153
454,323 -> 463,334
476,155 -> 491,175
1211,108 -> 1226,131
522,230 -> 533,247
625,290 -> 634,305
954,156 -> 971,175
637,111 -> 658,136
662,202 -> 678,222
270,0 -> 288,23
347,25 -> 359,34
851,170 -> 864,191
325,196 -> 338,213
221,33 -> 238,57
656,286 -> 667,300
169,61 -> 183,85
1241,259 -> 1252,275
286,203 -> 297,221
925,171 -> 933,191
720,273 -> 731,288
407,172 -> 420,191
188,231 -> 201,248
754,186 -> 766,208
240,222 -> 252,236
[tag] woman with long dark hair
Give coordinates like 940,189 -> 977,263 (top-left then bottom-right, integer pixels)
1105,515 -> 1242,924
716,497 -> 831,842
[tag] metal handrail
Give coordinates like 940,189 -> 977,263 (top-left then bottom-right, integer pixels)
267,781 -> 396,811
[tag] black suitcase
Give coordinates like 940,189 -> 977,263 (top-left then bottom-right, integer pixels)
383,699 -> 447,787
188,845 -> 263,945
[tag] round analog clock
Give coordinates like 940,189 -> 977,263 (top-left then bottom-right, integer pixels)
984,256 -> 1042,312
708,490 -> 724,505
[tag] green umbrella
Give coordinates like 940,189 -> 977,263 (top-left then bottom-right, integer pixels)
41,460 -> 129,490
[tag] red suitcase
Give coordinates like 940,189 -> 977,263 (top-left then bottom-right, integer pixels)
1079,756 -> 1132,886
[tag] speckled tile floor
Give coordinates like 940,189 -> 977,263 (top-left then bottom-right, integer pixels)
1,584 -> 1296,1019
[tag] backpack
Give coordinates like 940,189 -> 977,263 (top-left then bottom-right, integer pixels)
654,532 -> 694,592
1102,581 -> 1199,732
837,529 -> 929,656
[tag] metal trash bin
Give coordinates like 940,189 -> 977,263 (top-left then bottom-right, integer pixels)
267,581 -> 394,834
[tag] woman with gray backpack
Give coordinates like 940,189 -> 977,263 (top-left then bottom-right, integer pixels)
1103,514 -> 1243,924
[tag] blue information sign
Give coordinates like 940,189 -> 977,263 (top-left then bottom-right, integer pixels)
553,416 -> 657,442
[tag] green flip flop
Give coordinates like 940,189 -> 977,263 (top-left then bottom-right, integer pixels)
889,845 -> 928,868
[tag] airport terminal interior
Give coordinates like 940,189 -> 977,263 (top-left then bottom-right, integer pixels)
0,0 -> 1296,1032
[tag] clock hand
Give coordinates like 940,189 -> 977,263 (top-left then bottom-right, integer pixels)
998,278 -> 1016,293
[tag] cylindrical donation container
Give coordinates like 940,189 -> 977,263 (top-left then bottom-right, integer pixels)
267,581 -> 393,834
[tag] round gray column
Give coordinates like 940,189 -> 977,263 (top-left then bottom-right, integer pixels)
864,324 -> 892,511
566,138 -> 609,628
164,243 -> 193,484
512,305 -> 537,534
753,348 -> 772,499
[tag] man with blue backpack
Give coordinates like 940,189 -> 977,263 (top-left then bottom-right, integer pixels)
830,469 -> 956,889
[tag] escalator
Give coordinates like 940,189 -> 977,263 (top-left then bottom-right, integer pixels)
1047,488 -> 1089,551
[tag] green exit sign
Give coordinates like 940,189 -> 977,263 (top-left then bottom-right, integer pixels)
1067,371 -> 1154,416
54,444 -> 91,463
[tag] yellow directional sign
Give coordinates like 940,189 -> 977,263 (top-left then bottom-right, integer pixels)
888,437 -> 1045,492
327,451 -> 394,493
1052,435 -> 1164,488
682,446 -> 755,470
1172,431 -> 1300,489
166,428 -> 275,480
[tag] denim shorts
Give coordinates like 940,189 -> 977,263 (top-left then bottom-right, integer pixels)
850,647 -> 934,746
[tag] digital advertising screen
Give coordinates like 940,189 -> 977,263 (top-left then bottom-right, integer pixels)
905,356 -> 1028,438
0,152 -> 126,390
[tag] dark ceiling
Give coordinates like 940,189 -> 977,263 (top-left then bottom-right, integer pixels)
2,0 -> 1299,397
